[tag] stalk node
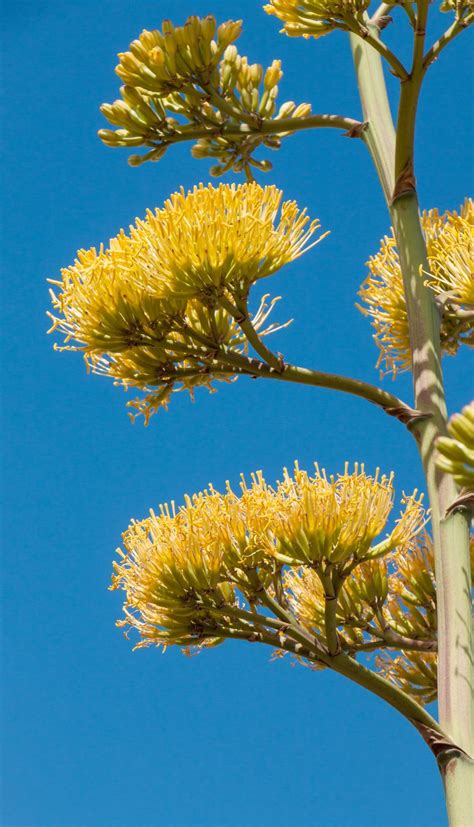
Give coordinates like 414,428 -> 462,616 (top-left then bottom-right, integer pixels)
343,121 -> 368,138
445,490 -> 474,517
392,159 -> 417,202
413,721 -> 472,768
385,404 -> 431,427
374,15 -> 393,31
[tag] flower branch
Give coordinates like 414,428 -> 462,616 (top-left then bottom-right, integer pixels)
423,11 -> 474,73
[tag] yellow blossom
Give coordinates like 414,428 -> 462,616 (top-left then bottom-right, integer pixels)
127,183 -> 323,299
440,0 -> 474,14
270,463 -> 424,566
385,533 -> 437,642
358,199 -> 474,374
112,500 -> 237,650
263,0 -> 370,38
377,535 -> 473,704
112,462 -> 425,652
48,183 -> 322,421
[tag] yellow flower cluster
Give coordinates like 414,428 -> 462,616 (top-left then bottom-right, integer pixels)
437,401 -> 474,489
111,462 -> 424,651
269,463 -> 424,567
48,183 -> 322,421
263,0 -> 370,38
99,15 -> 312,173
358,199 -> 474,374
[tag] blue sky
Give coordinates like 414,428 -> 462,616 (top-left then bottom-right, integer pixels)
1,2 -> 472,826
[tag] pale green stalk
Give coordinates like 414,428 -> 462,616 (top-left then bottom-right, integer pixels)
350,20 -> 473,824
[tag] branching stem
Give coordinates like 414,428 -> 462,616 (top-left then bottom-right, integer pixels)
423,12 -> 474,72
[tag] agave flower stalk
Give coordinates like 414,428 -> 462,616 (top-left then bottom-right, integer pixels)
349,16 -> 473,825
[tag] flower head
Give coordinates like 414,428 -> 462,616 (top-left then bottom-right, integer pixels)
112,499 -> 237,650
127,183 -> 322,300
375,534 -> 474,705
48,183 -> 322,421
440,0 -> 473,16
263,0 -> 370,38
115,16 -> 242,95
270,463 -> 424,567
358,199 -> 474,374
112,462 -> 424,652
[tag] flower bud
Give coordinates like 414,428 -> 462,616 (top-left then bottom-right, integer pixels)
217,19 -> 243,49
264,59 -> 282,90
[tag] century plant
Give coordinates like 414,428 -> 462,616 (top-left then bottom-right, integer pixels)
48,4 -> 473,825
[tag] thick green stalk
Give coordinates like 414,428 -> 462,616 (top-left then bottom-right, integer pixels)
350,23 -> 473,823
349,28 -> 395,201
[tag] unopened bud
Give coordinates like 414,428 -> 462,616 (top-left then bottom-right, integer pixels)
264,60 -> 282,91
293,102 -> 311,118
277,101 -> 296,119
217,19 -> 243,49
202,14 -> 217,42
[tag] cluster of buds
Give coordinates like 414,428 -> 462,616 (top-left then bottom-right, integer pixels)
440,0 -> 474,18
110,459 -> 448,709
358,198 -> 474,375
48,183 -> 323,422
436,401 -> 474,489
98,15 -> 312,175
263,0 -> 370,39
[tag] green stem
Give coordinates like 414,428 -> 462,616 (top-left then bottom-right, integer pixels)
216,348 -> 417,420
350,20 -> 474,823
331,653 -> 445,734
423,13 -> 474,73
369,620 -> 438,652
401,3 -> 417,29
370,3 -> 395,24
147,113 -> 362,149
218,294 -> 284,371
219,606 -> 448,740
347,20 -> 410,81
324,596 -> 341,655
392,0 -> 428,196
208,604 -> 291,634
